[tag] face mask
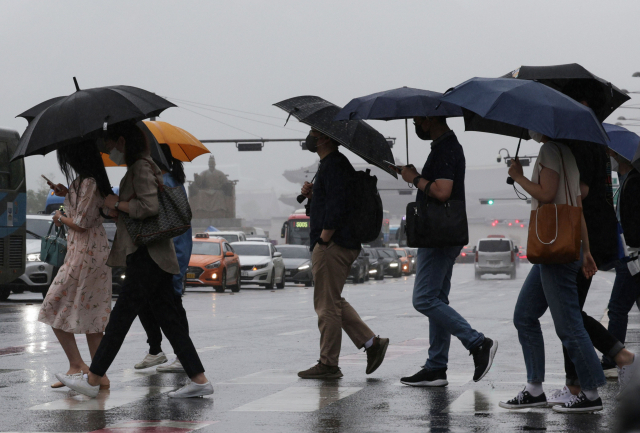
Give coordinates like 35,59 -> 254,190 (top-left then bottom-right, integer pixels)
528,130 -> 544,143
415,123 -> 431,141
305,134 -> 319,153
109,147 -> 126,166
610,156 -> 620,173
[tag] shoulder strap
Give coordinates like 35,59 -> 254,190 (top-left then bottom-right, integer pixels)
553,143 -> 575,206
125,158 -> 164,201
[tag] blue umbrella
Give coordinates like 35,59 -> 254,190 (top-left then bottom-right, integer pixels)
603,123 -> 640,165
439,77 -> 609,146
334,87 -> 463,164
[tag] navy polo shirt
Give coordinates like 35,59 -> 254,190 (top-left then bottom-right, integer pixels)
416,130 -> 466,203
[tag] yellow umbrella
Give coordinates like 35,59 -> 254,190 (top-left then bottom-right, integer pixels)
143,120 -> 210,162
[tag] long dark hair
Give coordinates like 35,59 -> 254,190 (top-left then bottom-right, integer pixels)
158,143 -> 186,184
56,139 -> 113,199
104,122 -> 148,167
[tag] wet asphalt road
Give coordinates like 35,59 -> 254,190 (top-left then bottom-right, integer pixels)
0,262 -> 637,433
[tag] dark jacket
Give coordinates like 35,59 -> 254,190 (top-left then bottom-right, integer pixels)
309,151 -> 360,251
620,169 -> 640,248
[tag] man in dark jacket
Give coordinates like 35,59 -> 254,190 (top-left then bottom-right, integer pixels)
297,129 -> 389,379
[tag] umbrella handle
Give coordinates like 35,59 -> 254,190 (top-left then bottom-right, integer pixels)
506,132 -> 524,185
297,173 -> 317,203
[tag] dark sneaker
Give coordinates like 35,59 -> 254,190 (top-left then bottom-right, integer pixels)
552,392 -> 603,413
298,361 -> 343,379
365,336 -> 389,375
401,368 -> 448,387
499,388 -> 547,409
470,337 -> 498,382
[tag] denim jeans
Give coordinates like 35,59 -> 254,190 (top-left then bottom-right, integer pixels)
413,246 -> 484,370
513,263 -> 606,390
607,261 -> 640,346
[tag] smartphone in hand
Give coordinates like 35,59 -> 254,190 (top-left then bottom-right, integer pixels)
41,174 -> 54,186
383,160 -> 403,173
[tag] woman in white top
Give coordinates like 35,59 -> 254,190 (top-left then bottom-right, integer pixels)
498,131 -> 605,414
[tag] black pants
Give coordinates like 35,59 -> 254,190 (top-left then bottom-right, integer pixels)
138,293 -> 189,354
90,247 -> 205,378
563,271 -> 624,386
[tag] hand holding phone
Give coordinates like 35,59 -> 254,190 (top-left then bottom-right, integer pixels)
41,174 -> 54,187
383,160 -> 403,174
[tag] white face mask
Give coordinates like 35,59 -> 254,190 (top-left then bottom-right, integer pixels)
109,147 -> 126,166
528,130 -> 544,143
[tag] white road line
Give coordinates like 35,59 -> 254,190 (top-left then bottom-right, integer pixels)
340,338 -> 428,365
103,420 -> 216,430
29,386 -> 174,411
196,345 -> 223,353
441,389 -> 531,413
220,369 -> 300,385
278,329 -> 311,336
232,386 -> 362,412
360,316 -> 376,321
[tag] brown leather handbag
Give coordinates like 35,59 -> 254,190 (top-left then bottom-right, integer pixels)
526,144 -> 582,264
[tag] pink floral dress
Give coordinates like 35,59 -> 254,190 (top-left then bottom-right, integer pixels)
38,178 -> 112,334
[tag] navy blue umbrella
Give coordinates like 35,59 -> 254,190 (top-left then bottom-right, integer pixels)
334,87 -> 463,164
440,77 -> 609,145
604,123 -> 640,170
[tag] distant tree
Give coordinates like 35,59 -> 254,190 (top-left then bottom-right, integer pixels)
27,176 -> 52,214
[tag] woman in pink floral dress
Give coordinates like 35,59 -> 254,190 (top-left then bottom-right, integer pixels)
38,140 -> 116,389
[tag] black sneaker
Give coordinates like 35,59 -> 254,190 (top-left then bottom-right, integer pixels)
499,388 -> 547,409
470,337 -> 498,382
298,361 -> 343,379
552,392 -> 603,413
400,368 -> 448,387
365,336 -> 389,375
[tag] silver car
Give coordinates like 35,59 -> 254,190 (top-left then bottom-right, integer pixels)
474,237 -> 517,279
231,241 -> 285,290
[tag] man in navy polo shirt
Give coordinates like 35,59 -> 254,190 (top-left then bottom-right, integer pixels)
398,116 -> 498,387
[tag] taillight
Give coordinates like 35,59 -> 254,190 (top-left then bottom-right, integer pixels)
511,251 -> 515,262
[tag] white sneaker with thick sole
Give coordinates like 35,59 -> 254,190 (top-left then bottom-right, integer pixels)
546,386 -> 573,406
616,354 -> 638,400
134,352 -> 167,369
157,359 -> 185,373
55,372 -> 100,398
168,381 -> 214,398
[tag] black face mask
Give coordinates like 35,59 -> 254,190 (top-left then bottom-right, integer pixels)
414,123 -> 431,141
305,134 -> 319,153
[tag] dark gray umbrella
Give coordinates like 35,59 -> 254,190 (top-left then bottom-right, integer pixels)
273,95 -> 397,178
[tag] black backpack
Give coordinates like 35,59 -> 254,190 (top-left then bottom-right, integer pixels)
350,169 -> 383,243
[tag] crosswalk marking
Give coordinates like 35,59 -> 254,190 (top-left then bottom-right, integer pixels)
232,386 -> 362,412
196,345 -> 223,353
29,386 -> 174,411
220,369 -> 299,385
340,338 -> 428,366
278,329 -> 311,336
91,420 -> 216,432
360,316 -> 376,321
441,389 -> 531,413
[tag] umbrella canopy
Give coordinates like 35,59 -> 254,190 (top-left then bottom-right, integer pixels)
12,82 -> 176,160
502,64 -> 629,122
333,87 -> 462,121
102,121 -> 170,170
440,77 -> 609,145
142,120 -> 209,162
273,95 -> 397,178
603,123 -> 640,171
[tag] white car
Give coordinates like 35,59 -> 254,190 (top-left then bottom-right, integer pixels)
207,231 -> 247,243
21,215 -> 56,297
231,241 -> 285,290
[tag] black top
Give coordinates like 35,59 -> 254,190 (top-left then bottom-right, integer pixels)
309,151 -> 360,251
620,169 -> 640,248
567,142 -> 619,266
416,130 -> 466,203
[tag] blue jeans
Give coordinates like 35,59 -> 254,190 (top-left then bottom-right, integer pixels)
607,261 -> 640,346
513,263 -> 606,390
413,246 -> 485,370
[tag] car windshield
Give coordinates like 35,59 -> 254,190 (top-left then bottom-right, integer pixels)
395,250 -> 406,257
232,244 -> 271,256
216,234 -> 239,243
192,242 -> 221,256
478,240 -> 511,252
26,218 -> 53,239
276,246 -> 310,259
378,249 -> 397,258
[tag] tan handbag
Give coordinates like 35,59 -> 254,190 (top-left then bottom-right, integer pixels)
526,144 -> 581,264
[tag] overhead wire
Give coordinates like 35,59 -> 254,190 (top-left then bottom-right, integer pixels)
164,96 -> 285,120
177,106 -> 262,138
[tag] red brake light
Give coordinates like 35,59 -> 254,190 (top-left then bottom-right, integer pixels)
461,253 -> 466,257
520,224 -> 524,228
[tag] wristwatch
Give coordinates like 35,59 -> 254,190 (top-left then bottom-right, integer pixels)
412,175 -> 424,188
114,201 -> 120,210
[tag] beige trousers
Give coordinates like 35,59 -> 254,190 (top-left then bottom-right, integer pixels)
312,241 -> 375,366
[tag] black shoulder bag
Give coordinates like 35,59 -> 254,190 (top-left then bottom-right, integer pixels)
405,181 -> 469,248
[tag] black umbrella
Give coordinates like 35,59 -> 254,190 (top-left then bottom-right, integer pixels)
12,78 -> 176,160
502,63 -> 629,121
273,95 -> 397,178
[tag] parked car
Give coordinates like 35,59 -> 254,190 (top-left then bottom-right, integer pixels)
206,231 -> 247,243
186,233 -> 241,293
518,247 -> 528,264
246,237 -> 269,243
232,241 -> 285,290
364,248 -> 385,280
276,244 -> 313,286
394,248 -> 413,275
456,246 -> 475,264
474,237 -> 518,279
348,249 -> 370,284
375,248 -> 403,278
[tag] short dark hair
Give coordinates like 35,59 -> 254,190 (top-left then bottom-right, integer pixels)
562,80 -> 605,113
427,116 -> 448,125
104,122 -> 148,167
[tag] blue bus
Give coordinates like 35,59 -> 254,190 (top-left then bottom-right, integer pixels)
0,128 -> 26,300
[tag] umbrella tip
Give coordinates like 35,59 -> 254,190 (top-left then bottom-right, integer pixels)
73,77 -> 80,92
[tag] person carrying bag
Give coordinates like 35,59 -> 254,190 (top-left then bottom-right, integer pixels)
40,223 -> 67,267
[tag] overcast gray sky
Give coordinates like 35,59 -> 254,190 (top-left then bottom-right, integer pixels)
1,0 -> 638,215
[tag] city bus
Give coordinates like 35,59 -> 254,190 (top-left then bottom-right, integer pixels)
0,128 -> 27,300
281,209 -> 310,245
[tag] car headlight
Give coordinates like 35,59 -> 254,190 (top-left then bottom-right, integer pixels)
369,269 -> 377,273
389,263 -> 399,267
411,259 -> 415,263
27,253 -> 41,262
298,264 -> 310,270
205,261 -> 221,269
252,263 -> 268,271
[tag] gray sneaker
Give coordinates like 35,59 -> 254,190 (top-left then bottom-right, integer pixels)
168,381 -> 214,398
134,352 -> 167,369
157,359 -> 185,373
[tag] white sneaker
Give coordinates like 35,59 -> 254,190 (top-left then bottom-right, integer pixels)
616,354 -> 638,400
168,380 -> 214,398
157,358 -> 185,373
134,352 -> 167,369
55,372 -> 99,398
546,386 -> 573,406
